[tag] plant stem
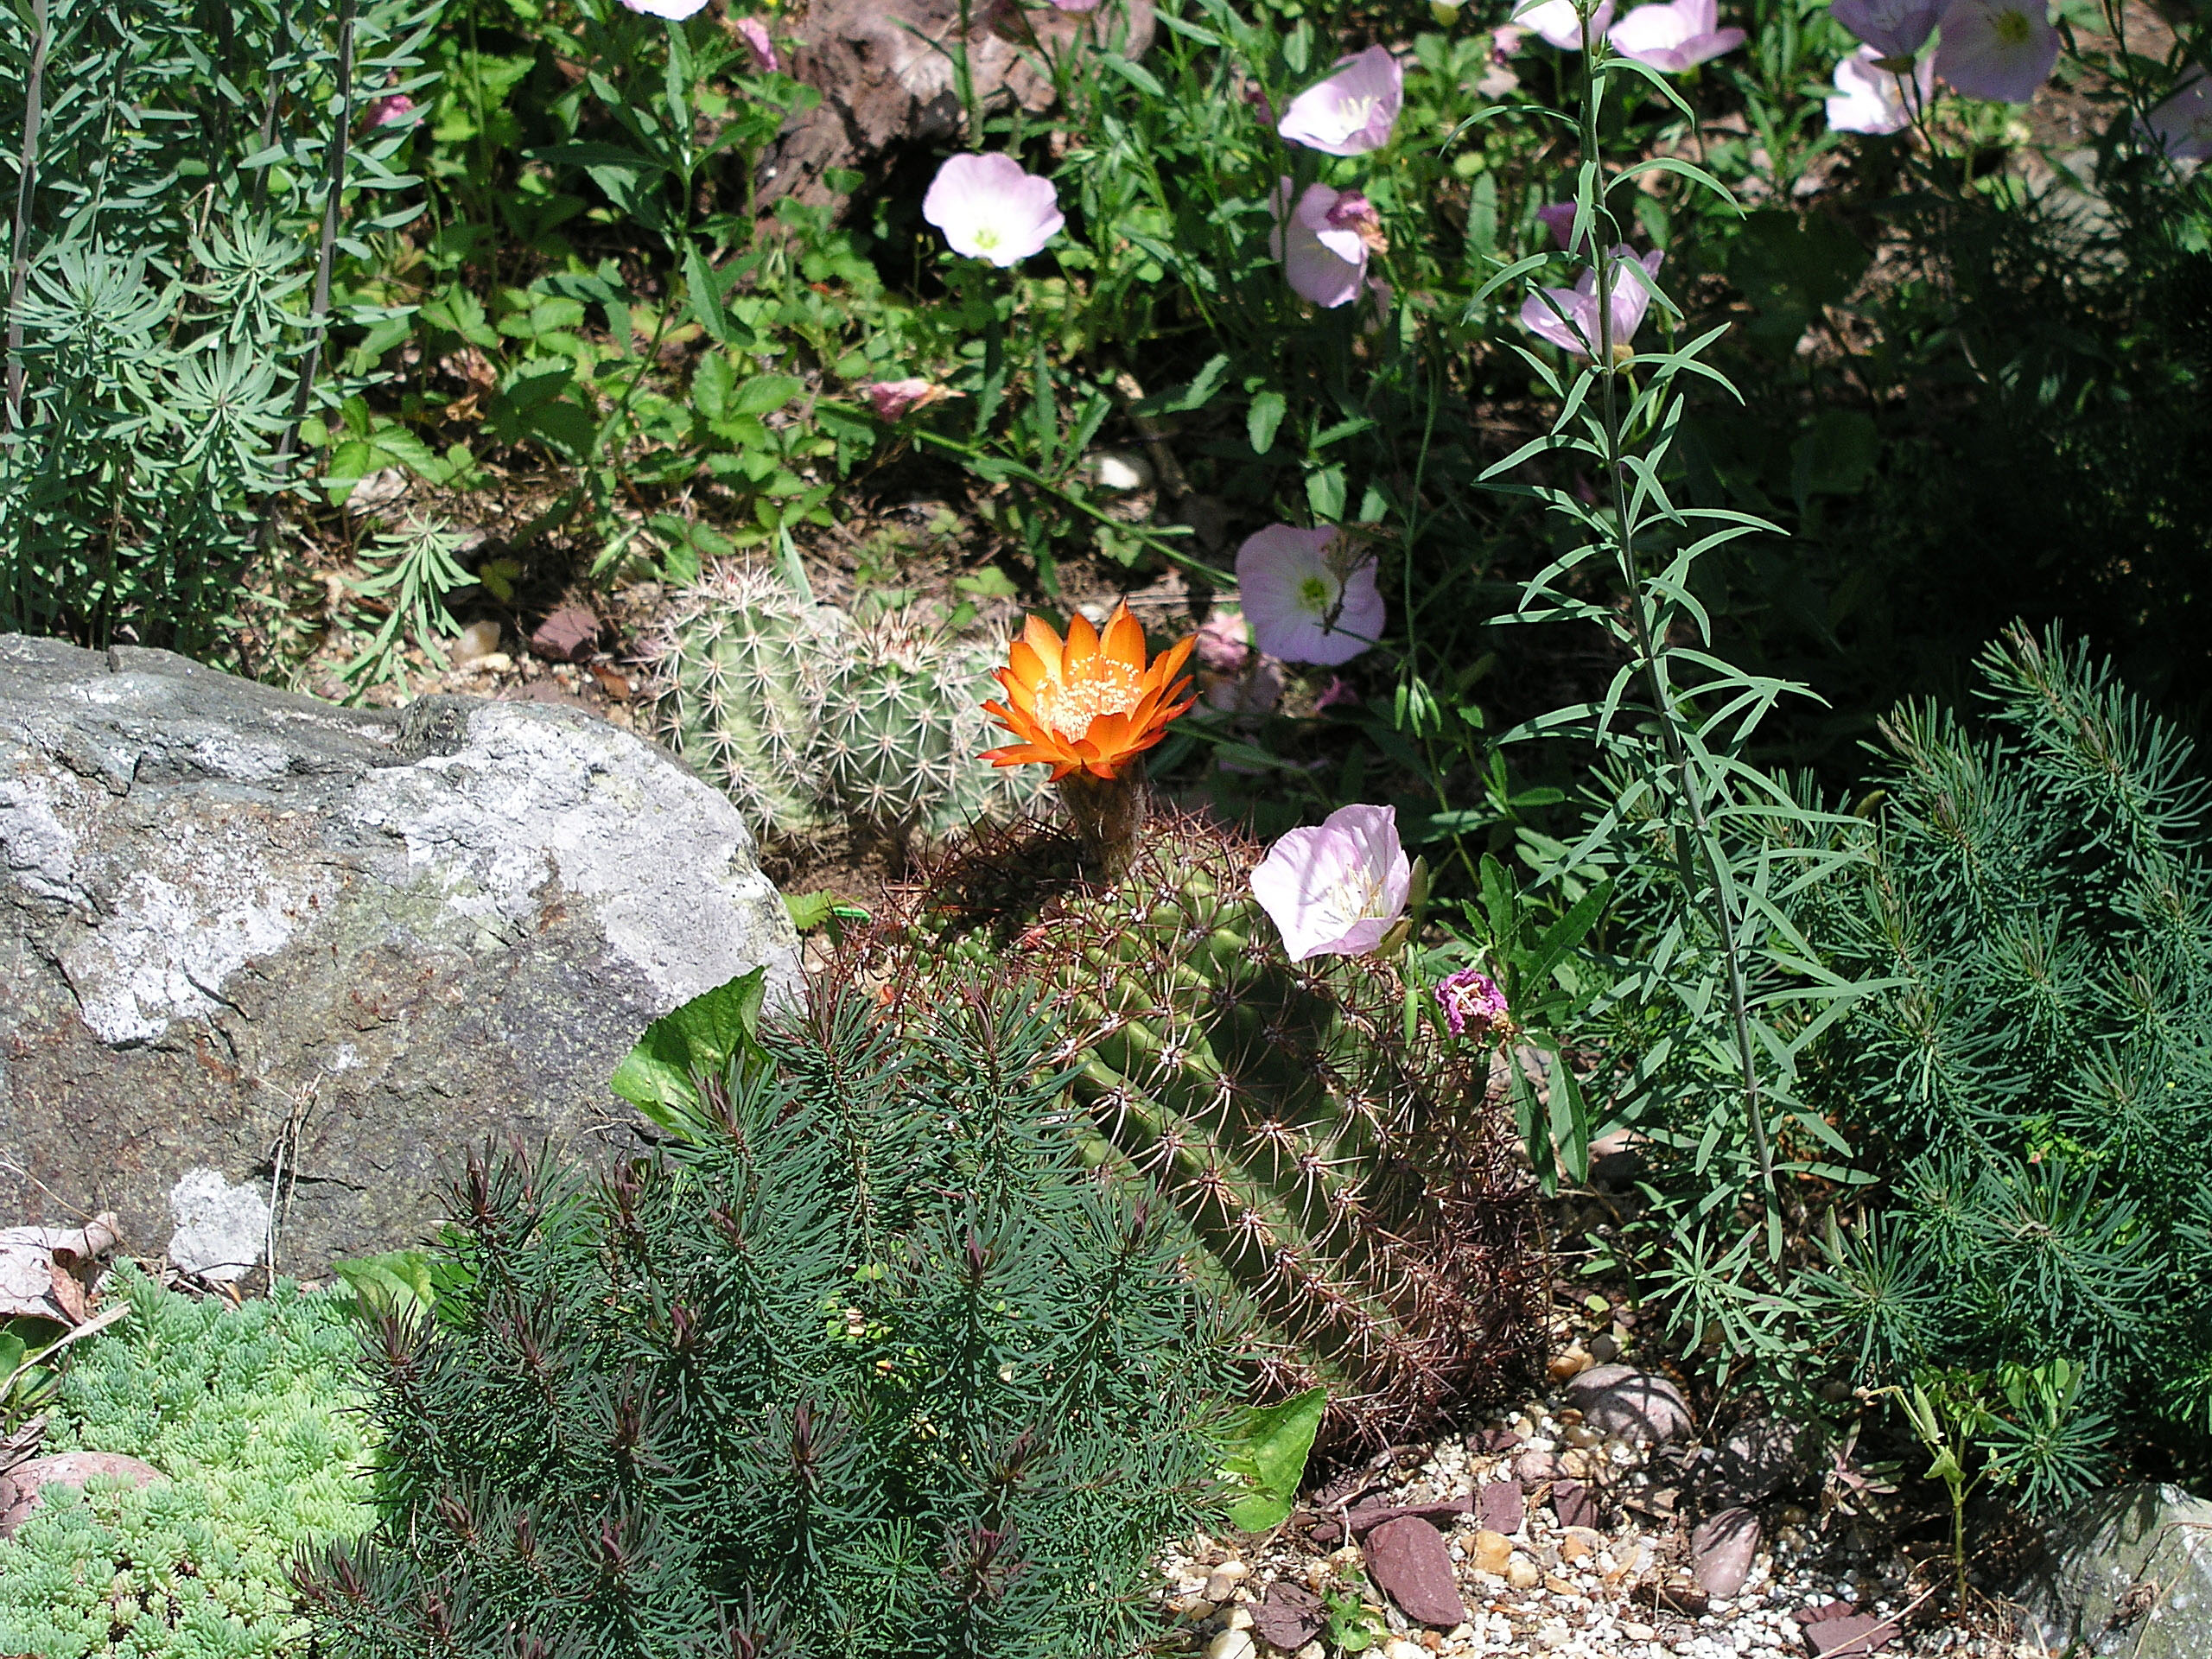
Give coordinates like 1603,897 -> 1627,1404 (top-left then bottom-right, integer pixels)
3,0 -> 49,435
1577,19 -> 1776,1208
1058,766 -> 1149,879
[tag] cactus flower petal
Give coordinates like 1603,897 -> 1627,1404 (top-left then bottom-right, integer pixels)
1250,804 -> 1413,962
982,604 -> 1196,780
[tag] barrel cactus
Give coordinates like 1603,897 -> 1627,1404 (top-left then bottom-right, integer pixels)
818,614 -> 1049,841
645,566 -> 846,836
868,812 -> 1541,1452
641,567 -> 1044,844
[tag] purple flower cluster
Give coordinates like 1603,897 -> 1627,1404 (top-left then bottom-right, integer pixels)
1434,967 -> 1511,1040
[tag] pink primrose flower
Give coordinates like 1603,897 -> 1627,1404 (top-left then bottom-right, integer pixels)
1236,525 -> 1387,665
1827,45 -> 1933,132
1052,0 -> 1103,10
1607,0 -> 1746,73
1828,0 -> 1942,59
735,16 -> 780,70
622,0 -> 711,17
1272,180 -> 1370,309
1536,200 -> 1582,250
1249,804 -> 1413,962
1520,245 -> 1664,362
363,91 -> 417,128
1492,22 -> 1530,56
1194,611 -> 1252,674
860,378 -> 958,419
1516,0 -> 1616,52
923,152 -> 1064,266
1435,965 -> 1511,1039
1313,675 -> 1360,711
1277,44 -> 1404,156
1932,0 -> 2058,103
2145,72 -> 2212,161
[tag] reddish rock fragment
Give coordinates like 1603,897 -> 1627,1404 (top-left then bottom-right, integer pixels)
1249,1580 -> 1325,1650
1553,1478 -> 1599,1529
1478,1478 -> 1524,1535
0,1452 -> 167,1538
529,604 -> 601,663
1363,1515 -> 1469,1627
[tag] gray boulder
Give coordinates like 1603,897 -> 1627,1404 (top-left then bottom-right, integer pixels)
2013,1484 -> 2212,1657
0,637 -> 800,1276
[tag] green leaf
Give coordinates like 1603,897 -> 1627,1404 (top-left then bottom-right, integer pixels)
608,969 -> 772,1141
1221,1383 -> 1326,1532
329,1250 -> 441,1320
731,373 -> 805,417
1248,391 -> 1286,454
785,890 -> 838,931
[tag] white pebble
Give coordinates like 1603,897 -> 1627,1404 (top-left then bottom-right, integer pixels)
1204,1631 -> 1255,1659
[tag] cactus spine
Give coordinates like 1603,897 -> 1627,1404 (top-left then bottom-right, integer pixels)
876,816 -> 1539,1451
643,567 -> 1045,843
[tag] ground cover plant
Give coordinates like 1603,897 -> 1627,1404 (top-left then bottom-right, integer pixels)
0,1271 -> 373,1659
4,0 -> 2212,1631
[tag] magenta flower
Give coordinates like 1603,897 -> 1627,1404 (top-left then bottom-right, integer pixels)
1933,0 -> 2058,103
1236,525 -> 1387,665
2145,73 -> 2212,161
1193,611 -> 1251,674
1050,0 -> 1103,10
621,0 -> 710,17
1608,0 -> 1746,72
1435,966 -> 1511,1039
1277,45 -> 1404,156
362,91 -> 416,129
1828,0 -> 1942,59
923,153 -> 1064,266
1520,245 -> 1664,363
1271,181 -> 1373,309
1536,200 -> 1582,251
735,16 -> 780,70
860,378 -> 957,419
1516,0 -> 1616,51
1827,46 -> 1932,132
1492,22 -> 1530,55
1249,804 -> 1413,962
1313,675 -> 1361,711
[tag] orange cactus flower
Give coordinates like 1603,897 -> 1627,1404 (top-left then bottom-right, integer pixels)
981,604 -> 1198,782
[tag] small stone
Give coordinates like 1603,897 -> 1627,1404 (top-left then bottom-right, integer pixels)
1363,1516 -> 1469,1627
1223,1605 -> 1254,1631
1560,1449 -> 1592,1479
1291,1647 -> 1325,1659
1691,1508 -> 1760,1599
529,602 -> 601,663
1553,1479 -> 1599,1529
1589,1332 -> 1621,1363
1204,1561 -> 1249,1604
1249,1580 -> 1325,1650
472,652 -> 514,674
1382,1642 -> 1426,1659
1547,1346 -> 1592,1381
1516,1450 -> 1560,1482
1563,1423 -> 1603,1448
451,620 -> 503,666
1471,1529 -> 1514,1575
1563,1364 -> 1695,1444
1478,1479 -> 1524,1535
1506,1554 -> 1541,1590
1623,1622 -> 1657,1641
1174,1598 -> 1216,1621
1558,1527 -> 1604,1563
1204,1631 -> 1255,1659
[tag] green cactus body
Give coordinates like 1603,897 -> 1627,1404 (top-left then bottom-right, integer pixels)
880,816 -> 1538,1451
818,618 -> 1048,840
645,569 -> 1046,844
644,567 -> 849,837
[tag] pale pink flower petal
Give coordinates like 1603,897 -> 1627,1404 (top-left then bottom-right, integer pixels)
1536,200 -> 1581,250
1249,804 -> 1413,962
923,152 -> 1064,266
1827,45 -> 1932,132
1829,0 -> 1942,58
1492,22 -> 1529,56
735,16 -> 780,70
363,91 -> 417,128
622,0 -> 711,17
1051,0 -> 1103,11
860,378 -> 957,420
1277,44 -> 1404,156
1270,180 -> 1369,308
1313,675 -> 1360,711
1516,0 -> 1615,49
1933,0 -> 2059,103
1194,611 -> 1251,674
1236,525 -> 1387,665
1607,0 -> 1745,71
2145,71 -> 2212,160
1520,246 -> 1663,359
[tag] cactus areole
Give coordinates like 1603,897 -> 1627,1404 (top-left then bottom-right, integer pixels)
981,604 -> 1197,873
